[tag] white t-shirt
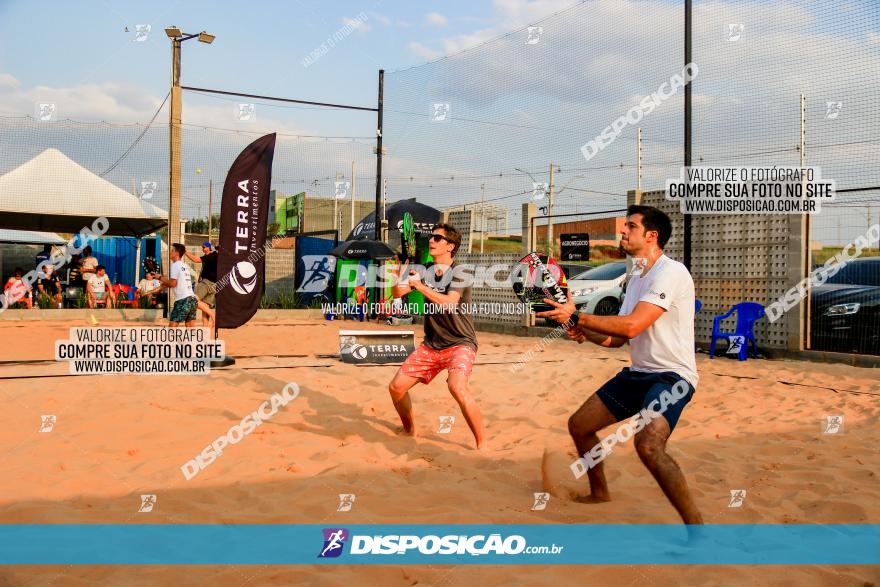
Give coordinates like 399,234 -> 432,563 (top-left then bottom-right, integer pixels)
87,274 -> 109,294
170,261 -> 194,300
619,254 -> 699,387
138,278 -> 160,293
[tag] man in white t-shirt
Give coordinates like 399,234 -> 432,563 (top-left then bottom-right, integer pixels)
137,271 -> 161,295
538,205 -> 702,526
81,246 -> 99,278
86,265 -> 115,308
155,243 -> 197,327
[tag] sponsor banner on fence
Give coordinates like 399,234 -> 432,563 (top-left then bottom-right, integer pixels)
0,524 -> 875,565
560,233 -> 590,261
339,330 -> 415,364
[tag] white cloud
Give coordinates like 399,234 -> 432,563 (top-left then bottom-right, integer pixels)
407,42 -> 442,61
439,0 -> 572,54
371,12 -> 392,27
0,73 -> 312,137
342,15 -> 371,33
0,73 -> 20,90
370,12 -> 411,28
426,12 -> 448,27
868,31 -> 880,46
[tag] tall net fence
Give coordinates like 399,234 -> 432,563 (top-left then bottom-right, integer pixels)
383,1 -> 684,234
2,0 -> 878,352
381,0 -> 879,354
691,1 -> 880,355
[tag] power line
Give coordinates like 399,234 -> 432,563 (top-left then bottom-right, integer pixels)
100,91 -> 170,177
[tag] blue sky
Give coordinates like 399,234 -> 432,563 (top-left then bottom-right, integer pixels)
0,0 -> 544,126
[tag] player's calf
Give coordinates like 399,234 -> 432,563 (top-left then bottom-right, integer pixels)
447,376 -> 484,449
388,373 -> 418,435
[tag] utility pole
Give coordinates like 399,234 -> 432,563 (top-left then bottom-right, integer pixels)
382,177 -> 387,238
374,69 -> 384,241
168,37 -> 182,277
801,93 -> 811,350
207,178 -> 213,238
636,127 -> 643,204
548,163 -> 555,255
683,0 -> 692,270
351,160 -> 356,237
334,171 -> 341,232
479,183 -> 486,253
164,26 -> 215,299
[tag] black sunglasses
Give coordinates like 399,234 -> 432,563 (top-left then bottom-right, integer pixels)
430,234 -> 454,243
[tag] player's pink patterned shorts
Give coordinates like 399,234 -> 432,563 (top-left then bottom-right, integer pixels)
400,344 -> 477,384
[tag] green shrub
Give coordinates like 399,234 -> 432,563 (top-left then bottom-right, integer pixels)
276,287 -> 298,309
36,293 -> 56,309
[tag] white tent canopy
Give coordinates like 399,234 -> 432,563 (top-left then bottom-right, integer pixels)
0,148 -> 168,237
0,229 -> 66,245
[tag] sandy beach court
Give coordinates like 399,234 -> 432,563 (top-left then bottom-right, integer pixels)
0,317 -> 877,585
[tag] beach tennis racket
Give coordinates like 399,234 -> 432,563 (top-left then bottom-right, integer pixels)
142,256 -> 160,275
511,252 -> 574,327
400,211 -> 416,262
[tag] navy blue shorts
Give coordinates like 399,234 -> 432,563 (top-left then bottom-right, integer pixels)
596,368 -> 695,432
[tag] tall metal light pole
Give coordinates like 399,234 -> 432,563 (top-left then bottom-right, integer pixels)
350,160 -> 356,236
374,70 -> 385,241
164,26 -> 215,277
547,162 -> 556,255
683,0 -> 692,270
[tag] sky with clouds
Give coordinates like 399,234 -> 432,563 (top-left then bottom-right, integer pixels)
0,0 -> 878,243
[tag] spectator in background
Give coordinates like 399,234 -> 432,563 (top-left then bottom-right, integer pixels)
81,246 -> 99,278
37,264 -> 63,308
35,244 -> 53,271
184,241 -> 218,328
4,267 -> 33,309
137,270 -> 161,301
87,265 -> 115,308
66,254 -> 84,287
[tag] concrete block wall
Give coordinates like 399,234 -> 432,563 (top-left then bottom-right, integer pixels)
447,209 -> 474,253
455,252 -> 524,326
264,248 -> 297,299
183,245 -> 297,302
630,189 -> 804,349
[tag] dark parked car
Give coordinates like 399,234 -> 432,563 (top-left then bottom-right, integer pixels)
810,257 -> 880,354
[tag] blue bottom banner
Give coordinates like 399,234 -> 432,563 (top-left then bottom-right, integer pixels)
0,524 -> 877,565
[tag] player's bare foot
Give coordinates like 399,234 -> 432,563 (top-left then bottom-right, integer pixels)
575,492 -> 612,504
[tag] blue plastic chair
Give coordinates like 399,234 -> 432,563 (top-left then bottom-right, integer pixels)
695,299 -> 702,313
710,302 -> 765,361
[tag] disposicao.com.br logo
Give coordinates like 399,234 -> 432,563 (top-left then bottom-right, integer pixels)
317,529 -> 564,558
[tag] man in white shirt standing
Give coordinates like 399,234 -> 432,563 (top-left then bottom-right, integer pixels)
155,243 -> 197,327
538,205 -> 702,526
